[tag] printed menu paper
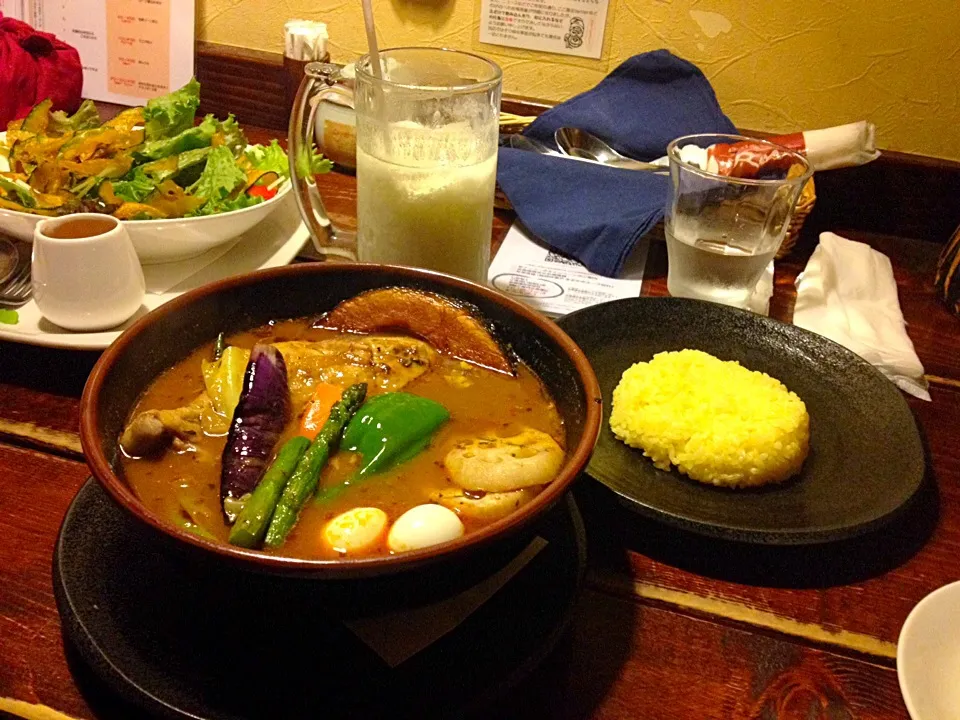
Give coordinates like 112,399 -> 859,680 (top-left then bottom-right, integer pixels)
488,223 -> 647,318
479,0 -> 609,59
0,0 -> 195,104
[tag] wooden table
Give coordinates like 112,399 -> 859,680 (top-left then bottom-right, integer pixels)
2,128 -> 959,720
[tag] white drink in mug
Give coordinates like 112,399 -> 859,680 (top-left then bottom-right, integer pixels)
287,48 -> 502,283
356,122 -> 497,283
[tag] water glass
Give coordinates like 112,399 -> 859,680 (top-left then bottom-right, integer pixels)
664,133 -> 812,309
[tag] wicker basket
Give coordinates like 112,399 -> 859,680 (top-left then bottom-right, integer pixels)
935,223 -> 960,316
775,173 -> 817,259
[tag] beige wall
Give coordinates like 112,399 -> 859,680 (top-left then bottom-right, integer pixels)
198,0 -> 960,161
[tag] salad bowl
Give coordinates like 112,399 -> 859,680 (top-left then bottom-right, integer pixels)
0,180 -> 290,264
0,80 -> 314,263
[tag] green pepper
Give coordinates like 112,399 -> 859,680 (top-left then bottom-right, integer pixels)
315,392 -> 449,503
343,392 -> 450,478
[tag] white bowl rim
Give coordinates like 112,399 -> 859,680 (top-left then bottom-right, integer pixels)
896,578 -> 960,720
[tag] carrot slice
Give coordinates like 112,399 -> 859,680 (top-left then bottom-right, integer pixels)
298,383 -> 343,440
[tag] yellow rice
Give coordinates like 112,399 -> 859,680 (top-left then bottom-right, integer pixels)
610,350 -> 810,488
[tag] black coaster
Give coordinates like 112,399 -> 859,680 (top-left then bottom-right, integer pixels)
54,479 -> 586,720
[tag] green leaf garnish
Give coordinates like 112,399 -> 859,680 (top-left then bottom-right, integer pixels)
215,115 -> 247,157
188,193 -> 263,217
112,168 -> 157,203
49,100 -> 102,134
133,114 -> 218,164
294,142 -> 333,179
189,145 -> 246,204
143,78 -> 201,141
245,140 -> 289,178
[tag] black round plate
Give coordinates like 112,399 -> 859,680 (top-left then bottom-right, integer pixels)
558,297 -> 926,544
54,480 -> 586,720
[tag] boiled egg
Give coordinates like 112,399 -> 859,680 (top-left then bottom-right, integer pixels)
323,507 -> 389,555
387,503 -> 465,553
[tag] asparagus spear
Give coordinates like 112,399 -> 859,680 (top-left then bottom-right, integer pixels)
263,383 -> 367,548
228,435 -> 310,549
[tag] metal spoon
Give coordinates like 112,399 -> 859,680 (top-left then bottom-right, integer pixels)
554,127 -> 668,173
499,133 -> 562,156
0,238 -> 18,286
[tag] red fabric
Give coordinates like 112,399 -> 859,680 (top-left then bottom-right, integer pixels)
0,13 -> 83,126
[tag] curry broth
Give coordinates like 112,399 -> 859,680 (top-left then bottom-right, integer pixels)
121,318 -> 565,560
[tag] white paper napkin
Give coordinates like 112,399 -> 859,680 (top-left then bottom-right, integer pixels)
794,232 -> 930,400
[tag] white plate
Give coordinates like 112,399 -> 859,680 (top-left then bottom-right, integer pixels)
0,193 -> 310,350
897,579 -> 960,720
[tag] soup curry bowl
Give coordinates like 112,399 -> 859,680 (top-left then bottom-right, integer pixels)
80,264 -> 602,579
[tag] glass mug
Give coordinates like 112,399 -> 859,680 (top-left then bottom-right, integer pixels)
289,47 -> 503,284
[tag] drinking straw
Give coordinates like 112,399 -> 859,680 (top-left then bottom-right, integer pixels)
361,0 -> 390,154
361,0 -> 383,80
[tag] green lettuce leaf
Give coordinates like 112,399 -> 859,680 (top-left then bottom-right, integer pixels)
188,145 -> 245,204
143,78 -> 201,141
0,309 -> 18,325
294,142 -> 333,179
246,140 -> 331,181
245,140 -> 289,178
133,114 -> 217,163
216,115 -> 247,157
49,100 -> 102,134
0,176 -> 37,207
189,193 -> 263,217
137,146 -> 212,186
112,168 -> 157,203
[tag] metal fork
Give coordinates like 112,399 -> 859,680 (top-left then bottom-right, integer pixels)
0,260 -> 32,306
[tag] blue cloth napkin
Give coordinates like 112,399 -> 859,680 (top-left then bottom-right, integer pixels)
498,149 -> 668,277
496,50 -> 737,277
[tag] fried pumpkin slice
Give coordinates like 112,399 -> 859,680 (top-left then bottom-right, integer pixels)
113,202 -> 167,219
103,106 -> 145,132
315,287 -> 514,375
143,179 -> 206,216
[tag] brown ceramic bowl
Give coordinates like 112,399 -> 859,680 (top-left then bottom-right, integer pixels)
80,263 -> 601,579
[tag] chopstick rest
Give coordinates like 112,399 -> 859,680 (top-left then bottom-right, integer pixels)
794,232 -> 929,400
